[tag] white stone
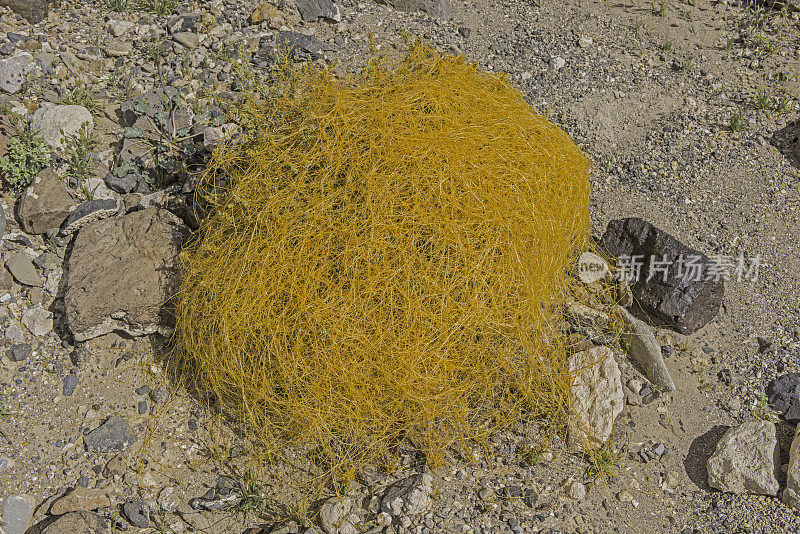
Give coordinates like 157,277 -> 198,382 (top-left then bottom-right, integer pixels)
31,104 -> 93,152
707,420 -> 779,495
568,346 -> 623,449
319,496 -> 357,534
548,56 -> 566,70
22,304 -> 53,337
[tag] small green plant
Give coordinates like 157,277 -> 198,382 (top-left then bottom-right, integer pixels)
651,0 -> 669,16
0,118 -> 51,190
729,110 -> 747,133
137,0 -> 178,15
59,81 -> 99,115
104,0 -> 130,11
754,392 -> 778,422
584,442 -> 621,482
662,38 -> 673,51
630,18 -> 648,39
752,87 -> 775,111
64,123 -> 98,185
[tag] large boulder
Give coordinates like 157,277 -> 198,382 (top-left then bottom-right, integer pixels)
784,424 -> 800,509
16,168 -> 74,234
63,208 -> 188,341
707,420 -> 779,495
31,104 -> 93,152
568,346 -> 624,449
40,511 -> 109,534
0,0 -> 48,23
601,217 -> 723,334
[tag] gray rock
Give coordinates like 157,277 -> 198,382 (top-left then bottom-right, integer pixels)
83,415 -> 136,452
122,498 -> 150,528
7,343 -> 30,362
381,473 -> 432,516
63,373 -> 78,396
60,199 -> 118,236
783,424 -> 800,509
767,373 -> 800,423
33,252 -> 60,271
565,479 -> 586,500
1,494 -> 36,534
22,304 -> 53,336
375,0 -> 449,17
617,306 -> 675,392
0,52 -> 35,94
31,104 -> 93,152
319,496 -> 357,534
6,253 -> 43,287
5,325 -> 24,343
296,0 -> 341,21
64,208 -> 188,341
602,217 -> 723,334
40,510 -> 109,534
104,171 -> 138,194
16,169 -> 73,234
107,19 -> 134,37
173,32 -> 201,49
707,420 -> 779,495
275,31 -> 335,60
568,346 -> 623,449
548,56 -> 566,70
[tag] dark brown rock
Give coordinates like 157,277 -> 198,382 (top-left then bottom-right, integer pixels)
0,0 -> 48,23
601,217 -> 723,334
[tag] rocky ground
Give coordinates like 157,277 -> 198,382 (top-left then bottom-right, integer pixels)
0,0 -> 799,532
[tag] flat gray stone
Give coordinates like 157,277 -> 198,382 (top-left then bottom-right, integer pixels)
83,415 -> 136,452
1,494 -> 36,534
296,0 -> 341,21
617,306 -> 675,392
5,253 -> 43,287
0,52 -> 35,94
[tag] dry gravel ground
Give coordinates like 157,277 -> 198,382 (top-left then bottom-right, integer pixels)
1,0 -> 800,532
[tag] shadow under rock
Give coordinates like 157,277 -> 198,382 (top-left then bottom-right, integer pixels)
684,425 -> 729,491
769,119 -> 799,166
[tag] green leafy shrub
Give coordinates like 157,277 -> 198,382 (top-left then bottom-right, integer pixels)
0,120 -> 51,190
